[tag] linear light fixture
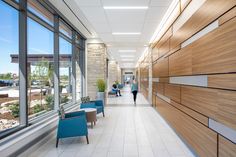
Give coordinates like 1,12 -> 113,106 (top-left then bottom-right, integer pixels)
149,0 -> 179,43
104,6 -> 148,10
112,32 -> 141,35
120,55 -> 134,58
118,50 -> 136,52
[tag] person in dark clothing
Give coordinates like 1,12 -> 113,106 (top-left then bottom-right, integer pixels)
131,79 -> 138,105
112,83 -> 121,96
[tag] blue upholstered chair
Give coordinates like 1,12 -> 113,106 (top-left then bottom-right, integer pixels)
56,110 -> 89,147
80,100 -> 105,117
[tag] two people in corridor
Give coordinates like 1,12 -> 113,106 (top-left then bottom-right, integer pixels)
112,79 -> 138,105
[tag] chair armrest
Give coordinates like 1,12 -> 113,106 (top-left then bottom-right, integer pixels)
65,110 -> 85,118
80,102 -> 96,109
93,100 -> 104,107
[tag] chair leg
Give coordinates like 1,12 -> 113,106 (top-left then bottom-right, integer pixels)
56,138 -> 59,148
86,135 -> 89,144
103,111 -> 105,117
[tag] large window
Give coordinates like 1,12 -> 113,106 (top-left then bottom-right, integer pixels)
27,18 -> 54,118
59,37 -> 72,105
0,0 -> 85,138
0,1 -> 19,131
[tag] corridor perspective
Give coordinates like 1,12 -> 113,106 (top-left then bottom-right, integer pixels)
0,0 -> 236,157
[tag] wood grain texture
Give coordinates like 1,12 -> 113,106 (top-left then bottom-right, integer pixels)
159,39 -> 170,57
152,45 -> 159,62
208,74 -> 236,90
169,46 -> 192,76
219,6 -> 236,25
170,0 -> 236,50
192,17 -> 236,74
164,83 -> 181,103
171,100 -> 208,126
157,82 -> 165,95
216,90 -> 236,130
156,96 -> 217,157
152,82 -> 158,92
181,86 -> 218,119
165,44 -> 181,58
152,57 -> 169,77
219,135 -> 236,157
181,86 -> 236,130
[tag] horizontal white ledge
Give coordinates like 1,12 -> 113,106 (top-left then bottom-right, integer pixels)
169,75 -> 208,87
209,119 -> 236,143
156,93 -> 171,103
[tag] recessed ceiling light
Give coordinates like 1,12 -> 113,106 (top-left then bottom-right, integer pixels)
104,6 -> 148,10
112,32 -> 141,35
118,50 -> 136,52
120,55 -> 134,58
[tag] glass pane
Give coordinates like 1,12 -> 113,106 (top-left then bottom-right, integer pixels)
59,20 -> 72,39
59,37 -> 72,105
28,0 -> 53,26
28,18 -> 54,118
0,1 -> 19,131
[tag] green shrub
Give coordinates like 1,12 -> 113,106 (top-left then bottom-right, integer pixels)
33,104 -> 44,114
61,95 -> 69,104
96,79 -> 106,92
45,95 -> 54,110
9,103 -> 19,118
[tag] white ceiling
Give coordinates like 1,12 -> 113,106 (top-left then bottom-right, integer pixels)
63,0 -> 172,68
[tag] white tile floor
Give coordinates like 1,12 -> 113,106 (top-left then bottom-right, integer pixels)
28,86 -> 195,157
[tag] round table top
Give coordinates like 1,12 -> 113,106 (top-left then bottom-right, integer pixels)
80,108 -> 96,113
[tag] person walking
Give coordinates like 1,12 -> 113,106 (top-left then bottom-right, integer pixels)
131,79 -> 138,105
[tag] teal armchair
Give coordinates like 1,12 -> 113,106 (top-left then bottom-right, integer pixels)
56,110 -> 89,147
80,100 -> 105,117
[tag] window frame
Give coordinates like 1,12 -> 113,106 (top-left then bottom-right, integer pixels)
0,0 -> 86,139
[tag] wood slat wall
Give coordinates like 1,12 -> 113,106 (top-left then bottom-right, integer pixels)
148,1 -> 236,157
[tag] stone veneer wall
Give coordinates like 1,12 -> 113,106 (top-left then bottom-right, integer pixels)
86,43 -> 107,99
108,61 -> 121,90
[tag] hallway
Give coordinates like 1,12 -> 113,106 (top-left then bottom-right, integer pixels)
28,88 -> 195,157
107,85 -> 149,106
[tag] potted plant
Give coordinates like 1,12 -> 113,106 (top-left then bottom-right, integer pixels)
96,79 -> 106,102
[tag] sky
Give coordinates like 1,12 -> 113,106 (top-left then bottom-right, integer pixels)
0,1 -> 71,76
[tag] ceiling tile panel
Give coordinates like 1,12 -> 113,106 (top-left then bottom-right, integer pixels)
75,0 -> 101,6
79,7 -> 107,23
101,0 -> 150,6
150,0 -> 172,7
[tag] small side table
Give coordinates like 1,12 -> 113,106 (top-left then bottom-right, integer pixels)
81,108 -> 97,128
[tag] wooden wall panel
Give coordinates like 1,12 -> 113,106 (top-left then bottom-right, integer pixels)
192,17 -> 236,74
159,39 -> 170,57
152,45 -> 159,62
152,82 -> 157,92
181,86 -> 218,118
153,57 -> 169,77
156,96 -> 217,157
169,47 -> 192,76
216,90 -> 236,130
157,83 -> 164,95
219,6 -> 236,25
182,86 -> 236,130
164,84 -> 181,103
171,101 -> 208,126
170,0 -> 236,50
219,135 -> 236,157
208,74 -> 236,90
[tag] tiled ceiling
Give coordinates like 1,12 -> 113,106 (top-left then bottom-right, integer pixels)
65,0 -> 172,68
